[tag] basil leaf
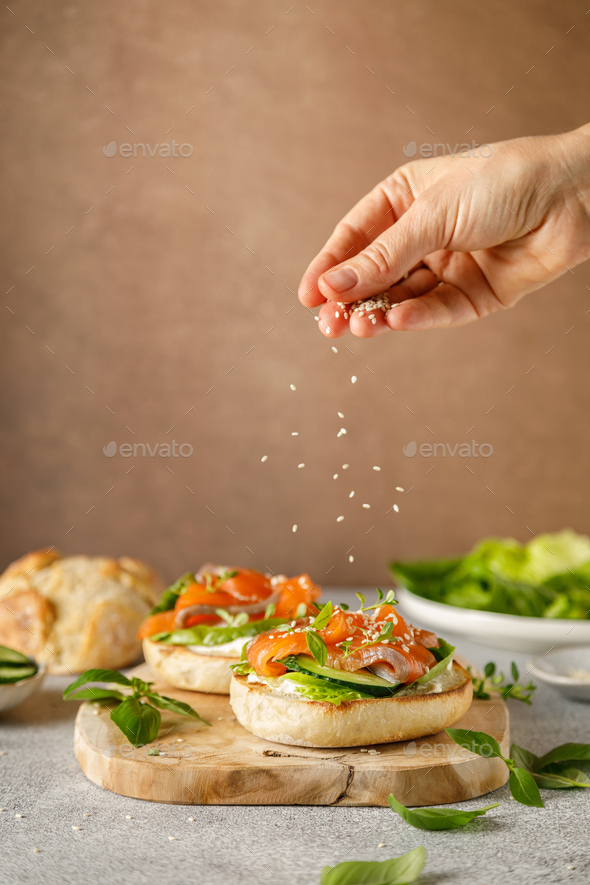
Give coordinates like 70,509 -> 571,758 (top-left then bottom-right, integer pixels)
306,629 -> 327,667
63,669 -> 132,699
510,743 -> 540,772
149,572 -> 196,615
508,767 -> 544,807
535,742 -> 590,771
145,693 -> 211,726
388,794 -> 498,830
312,601 -> 333,631
110,697 -> 160,747
321,846 -> 426,885
532,768 -> 590,790
417,640 -> 455,685
65,688 -> 126,703
445,728 -> 503,760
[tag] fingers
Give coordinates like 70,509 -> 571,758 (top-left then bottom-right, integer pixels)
317,191 -> 451,303
298,179 -> 409,308
387,282 -> 486,331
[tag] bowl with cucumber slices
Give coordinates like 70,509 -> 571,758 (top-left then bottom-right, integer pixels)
0,644 -> 45,712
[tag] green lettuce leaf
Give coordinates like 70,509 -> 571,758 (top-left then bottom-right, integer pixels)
150,617 -> 286,647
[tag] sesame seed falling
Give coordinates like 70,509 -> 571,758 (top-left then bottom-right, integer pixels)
290,384 -> 296,391
337,516 -> 344,522
338,412 -> 344,418
396,486 -> 404,492
393,504 -> 399,512
333,473 -> 338,479
298,463 -> 305,468
343,464 -> 349,469
261,455 -> 268,462
292,525 -> 298,532
351,376 -> 357,384
362,504 -> 370,509
349,491 -> 355,498
291,432 -> 298,436
349,555 -> 354,562
331,346 -> 338,353
373,466 -> 381,471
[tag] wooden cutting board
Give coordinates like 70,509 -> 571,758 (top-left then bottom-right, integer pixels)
74,664 -> 509,807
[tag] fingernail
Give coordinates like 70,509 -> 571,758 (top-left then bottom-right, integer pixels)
324,266 -> 358,292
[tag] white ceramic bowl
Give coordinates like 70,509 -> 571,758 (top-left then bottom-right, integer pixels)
530,646 -> 590,702
396,587 -> 590,654
0,664 -> 45,713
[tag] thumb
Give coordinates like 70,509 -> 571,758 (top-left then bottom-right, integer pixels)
317,194 -> 450,302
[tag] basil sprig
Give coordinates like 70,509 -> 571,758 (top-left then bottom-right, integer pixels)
321,846 -> 425,885
510,741 -> 590,789
388,794 -> 498,830
469,661 -> 536,704
64,669 -> 210,747
446,728 -> 544,807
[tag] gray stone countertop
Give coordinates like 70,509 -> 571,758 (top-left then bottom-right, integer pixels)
1,589 -> 589,885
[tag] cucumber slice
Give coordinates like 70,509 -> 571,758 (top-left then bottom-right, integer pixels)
282,654 -> 399,698
0,664 -> 38,683
0,644 -> 30,665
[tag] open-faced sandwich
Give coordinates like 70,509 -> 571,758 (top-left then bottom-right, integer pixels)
229,591 -> 472,747
138,566 -> 320,694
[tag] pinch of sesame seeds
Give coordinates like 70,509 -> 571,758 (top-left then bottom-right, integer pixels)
261,455 -> 268,462
292,525 -> 298,532
362,503 -> 370,509
298,463 -> 305,468
349,292 -> 392,314
373,466 -> 381,471
331,346 -> 338,353
290,384 -> 296,391
393,504 -> 399,512
337,516 -> 344,522
351,376 -> 357,384
396,486 -> 404,492
349,555 -> 354,562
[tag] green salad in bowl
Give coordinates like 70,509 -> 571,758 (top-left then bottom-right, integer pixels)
390,530 -> 590,620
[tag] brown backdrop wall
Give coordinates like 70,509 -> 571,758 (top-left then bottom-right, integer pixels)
1,0 -> 589,587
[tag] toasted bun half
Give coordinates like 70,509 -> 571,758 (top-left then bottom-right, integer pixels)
229,662 -> 473,748
143,639 -> 236,694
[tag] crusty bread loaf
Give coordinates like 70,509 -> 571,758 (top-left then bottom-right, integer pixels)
230,662 -> 473,748
0,549 -> 162,674
143,639 -> 236,694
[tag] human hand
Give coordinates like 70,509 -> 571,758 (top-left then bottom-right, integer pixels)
298,124 -> 590,336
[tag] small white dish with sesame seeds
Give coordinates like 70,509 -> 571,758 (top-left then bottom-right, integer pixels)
396,587 -> 590,654
530,646 -> 590,702
0,663 -> 45,713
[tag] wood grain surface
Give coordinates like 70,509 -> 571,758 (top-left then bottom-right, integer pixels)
74,664 -> 509,806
